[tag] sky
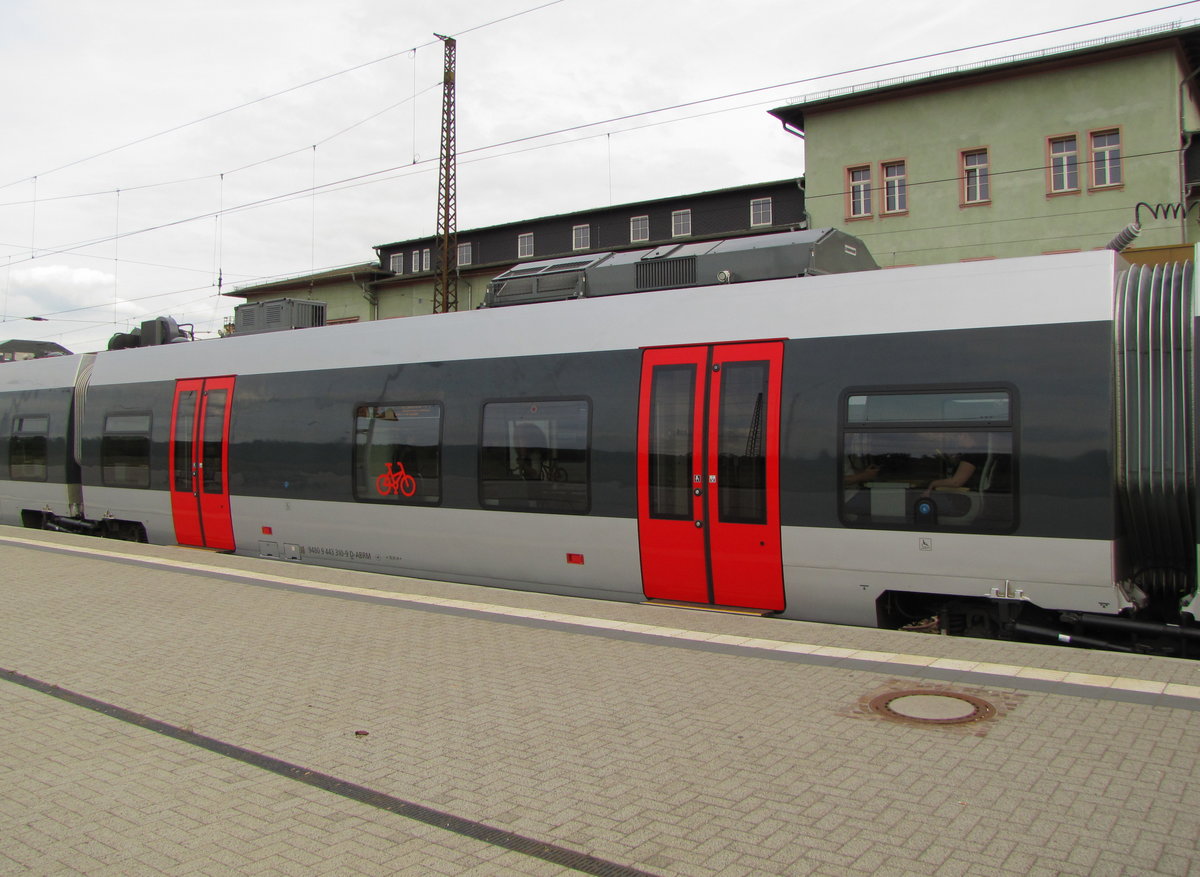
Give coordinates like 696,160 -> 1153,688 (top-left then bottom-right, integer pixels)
0,0 -> 1196,354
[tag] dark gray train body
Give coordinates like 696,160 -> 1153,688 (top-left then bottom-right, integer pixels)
1,249 -> 1195,654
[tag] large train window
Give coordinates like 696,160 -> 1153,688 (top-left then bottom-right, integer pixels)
354,403 -> 442,505
840,388 -> 1015,532
479,399 -> 590,513
9,415 -> 49,481
102,413 -> 152,488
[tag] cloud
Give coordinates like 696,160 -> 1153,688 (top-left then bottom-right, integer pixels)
5,264 -> 117,316
0,0 -> 1185,355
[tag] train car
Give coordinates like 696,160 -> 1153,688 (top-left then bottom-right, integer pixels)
1,238 -> 1196,655
0,353 -> 89,527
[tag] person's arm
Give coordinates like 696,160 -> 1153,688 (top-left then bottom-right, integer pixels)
926,459 -> 976,492
843,464 -> 880,485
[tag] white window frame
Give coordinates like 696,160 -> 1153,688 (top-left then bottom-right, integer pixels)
518,233 -> 534,259
411,251 -> 420,273
847,166 -> 872,218
422,248 -> 431,271
962,149 -> 990,204
1048,135 -> 1079,193
671,209 -> 692,237
750,198 -> 773,227
389,253 -> 404,274
881,162 -> 907,214
572,224 -> 591,251
457,242 -> 472,267
630,215 -> 649,243
1090,129 -> 1122,188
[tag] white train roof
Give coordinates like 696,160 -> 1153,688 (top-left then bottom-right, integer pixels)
86,250 -> 1129,386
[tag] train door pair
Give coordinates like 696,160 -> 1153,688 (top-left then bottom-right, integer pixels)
169,376 -> 236,550
638,342 -> 785,612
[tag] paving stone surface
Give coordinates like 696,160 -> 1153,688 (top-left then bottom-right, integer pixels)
1,526 -> 1199,876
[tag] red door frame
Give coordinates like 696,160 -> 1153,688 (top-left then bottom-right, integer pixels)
637,342 -> 784,611
637,346 -> 710,604
169,376 -> 236,550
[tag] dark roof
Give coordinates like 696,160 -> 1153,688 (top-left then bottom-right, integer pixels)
0,339 -> 73,357
227,262 -> 388,299
770,22 -> 1200,133
372,178 -> 803,252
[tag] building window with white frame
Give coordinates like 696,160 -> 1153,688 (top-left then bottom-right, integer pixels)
411,251 -> 420,273
422,248 -> 431,271
518,233 -> 534,258
962,149 -> 990,204
671,209 -> 692,237
389,253 -> 404,274
630,215 -> 649,242
750,198 -> 773,227
572,224 -> 591,251
882,162 -> 907,214
1048,135 -> 1079,193
1090,129 -> 1122,188
457,242 -> 473,266
847,166 -> 872,218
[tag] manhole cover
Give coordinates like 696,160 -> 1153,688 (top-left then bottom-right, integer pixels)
868,689 -> 996,725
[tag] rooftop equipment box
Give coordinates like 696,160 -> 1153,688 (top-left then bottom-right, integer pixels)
234,299 -> 327,335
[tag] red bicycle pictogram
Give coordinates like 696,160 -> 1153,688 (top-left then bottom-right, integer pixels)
376,461 -> 417,498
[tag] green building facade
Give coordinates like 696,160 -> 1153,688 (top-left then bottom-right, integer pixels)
771,24 -> 1200,266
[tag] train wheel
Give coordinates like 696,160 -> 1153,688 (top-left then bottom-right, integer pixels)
942,601 -> 1001,639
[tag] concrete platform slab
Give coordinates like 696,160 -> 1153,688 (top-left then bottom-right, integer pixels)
1,526 -> 1198,876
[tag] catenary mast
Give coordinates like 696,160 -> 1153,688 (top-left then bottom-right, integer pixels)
432,34 -> 458,314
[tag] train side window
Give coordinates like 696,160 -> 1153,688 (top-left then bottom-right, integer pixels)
840,389 -> 1015,532
102,413 -> 152,488
9,415 -> 50,481
479,399 -> 590,513
354,403 -> 442,505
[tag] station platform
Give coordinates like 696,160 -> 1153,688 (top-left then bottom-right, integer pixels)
1,524 -> 1198,876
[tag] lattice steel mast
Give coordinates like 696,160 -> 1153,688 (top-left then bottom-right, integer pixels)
432,34 -> 458,313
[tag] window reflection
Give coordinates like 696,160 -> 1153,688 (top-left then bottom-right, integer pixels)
842,390 -> 1015,531
717,362 -> 768,524
354,403 -> 442,504
479,400 -> 589,513
9,415 -> 49,481
648,365 -> 694,520
102,413 -> 151,488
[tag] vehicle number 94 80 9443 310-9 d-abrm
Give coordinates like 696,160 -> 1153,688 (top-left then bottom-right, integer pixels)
304,545 -> 385,562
